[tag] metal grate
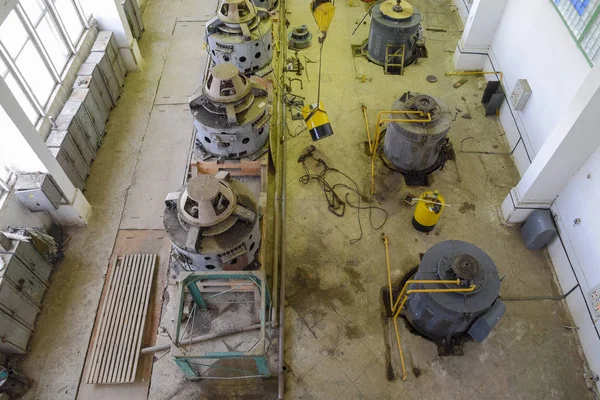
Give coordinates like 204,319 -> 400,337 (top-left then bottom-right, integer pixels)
86,254 -> 156,384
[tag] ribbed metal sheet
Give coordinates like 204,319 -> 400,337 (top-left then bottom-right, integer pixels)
86,254 -> 156,384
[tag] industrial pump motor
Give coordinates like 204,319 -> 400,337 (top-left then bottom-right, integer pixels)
163,172 -> 260,271
206,0 -> 273,74
366,0 -> 425,66
383,92 -> 452,185
189,63 -> 270,160
404,240 -> 506,347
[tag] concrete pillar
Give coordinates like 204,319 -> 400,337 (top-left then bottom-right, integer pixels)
453,0 -> 508,70
501,63 -> 600,223
88,0 -> 143,71
0,78 -> 91,226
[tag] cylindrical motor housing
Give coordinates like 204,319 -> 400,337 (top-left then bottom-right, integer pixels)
405,240 -> 505,343
207,0 -> 273,74
383,92 -> 452,175
163,173 -> 261,271
189,63 -> 270,159
367,0 -> 422,66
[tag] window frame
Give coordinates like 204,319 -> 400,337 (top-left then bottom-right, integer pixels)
0,166 -> 17,199
0,0 -> 89,126
551,0 -> 600,66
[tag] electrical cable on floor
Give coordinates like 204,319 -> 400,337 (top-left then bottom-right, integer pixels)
500,284 -> 579,301
297,146 -> 388,244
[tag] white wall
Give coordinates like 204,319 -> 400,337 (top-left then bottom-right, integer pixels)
552,147 -> 600,380
454,0 -> 472,24
455,0 -> 600,384
484,0 -> 591,173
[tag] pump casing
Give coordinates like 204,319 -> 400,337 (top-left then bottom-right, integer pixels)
405,240 -> 505,344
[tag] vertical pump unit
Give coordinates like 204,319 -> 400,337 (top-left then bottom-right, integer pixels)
189,63 -> 271,159
404,241 -> 505,349
163,172 -> 261,271
366,0 -> 425,67
206,0 -> 274,74
383,92 -> 452,185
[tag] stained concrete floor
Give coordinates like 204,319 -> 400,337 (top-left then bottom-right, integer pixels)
281,0 -> 595,400
9,0 -> 597,399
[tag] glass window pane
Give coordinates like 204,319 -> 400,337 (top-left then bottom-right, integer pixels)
0,11 -> 29,59
4,73 -> 39,124
36,13 -> 70,71
54,0 -> 83,44
78,0 -> 93,20
20,0 -> 46,24
554,0 -> 600,38
15,41 -> 55,105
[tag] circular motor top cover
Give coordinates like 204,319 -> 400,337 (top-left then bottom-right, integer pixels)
380,0 -> 415,20
189,63 -> 268,129
413,240 -> 501,314
389,92 -> 452,141
372,0 -> 421,30
217,0 -> 257,25
176,174 -> 237,227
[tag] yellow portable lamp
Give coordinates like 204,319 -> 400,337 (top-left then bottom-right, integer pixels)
302,0 -> 336,141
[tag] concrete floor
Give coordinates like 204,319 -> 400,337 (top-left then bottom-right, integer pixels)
9,0 -> 596,399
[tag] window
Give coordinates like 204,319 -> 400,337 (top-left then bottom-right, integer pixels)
0,0 -> 88,125
553,0 -> 600,64
0,166 -> 16,198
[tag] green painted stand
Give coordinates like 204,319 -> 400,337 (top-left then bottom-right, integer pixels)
171,271 -> 271,380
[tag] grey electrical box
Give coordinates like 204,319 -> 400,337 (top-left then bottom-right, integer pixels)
588,283 -> 600,318
0,239 -> 53,354
510,79 -> 532,111
14,173 -> 63,212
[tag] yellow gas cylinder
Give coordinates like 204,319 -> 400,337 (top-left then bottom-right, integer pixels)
412,190 -> 445,232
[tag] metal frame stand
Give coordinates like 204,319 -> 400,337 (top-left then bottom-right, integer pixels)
171,271 -> 271,380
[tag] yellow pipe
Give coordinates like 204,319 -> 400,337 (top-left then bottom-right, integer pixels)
362,105 -> 372,153
391,282 -> 476,380
370,110 -> 432,195
381,233 -> 393,309
380,237 -> 477,380
392,278 -> 460,312
445,70 -> 503,83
